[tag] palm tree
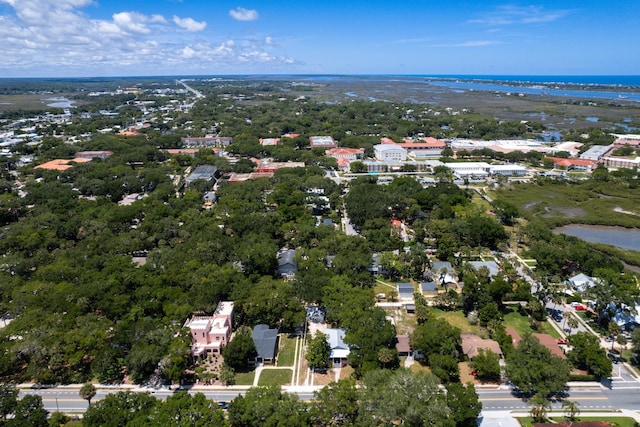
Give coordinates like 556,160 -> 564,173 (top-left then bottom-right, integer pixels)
567,316 -> 579,335
378,348 -> 396,369
608,322 -> 622,350
529,394 -> 551,423
562,399 -> 580,422
79,383 -> 96,407
616,334 -> 628,353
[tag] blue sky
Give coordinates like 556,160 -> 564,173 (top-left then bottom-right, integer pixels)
0,0 -> 638,77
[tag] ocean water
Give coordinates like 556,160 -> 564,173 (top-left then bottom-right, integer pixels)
416,75 -> 640,87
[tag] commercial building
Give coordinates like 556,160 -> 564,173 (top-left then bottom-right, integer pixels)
309,136 -> 337,149
374,144 -> 407,161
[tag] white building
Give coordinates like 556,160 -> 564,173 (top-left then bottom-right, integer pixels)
374,144 -> 407,161
489,164 -> 528,176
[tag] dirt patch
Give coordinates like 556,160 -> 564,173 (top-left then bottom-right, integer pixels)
543,206 -> 586,218
312,369 -> 337,386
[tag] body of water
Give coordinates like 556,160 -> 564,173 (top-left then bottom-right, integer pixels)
553,224 -> 640,252
43,97 -> 76,108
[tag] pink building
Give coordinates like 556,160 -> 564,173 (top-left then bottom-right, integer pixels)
184,301 -> 234,357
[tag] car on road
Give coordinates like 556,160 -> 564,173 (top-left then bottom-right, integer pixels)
557,338 -> 568,345
604,336 -> 615,343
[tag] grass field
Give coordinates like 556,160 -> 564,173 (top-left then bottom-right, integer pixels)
234,371 -> 255,385
431,308 -> 483,335
491,179 -> 640,229
518,416 -> 638,427
503,307 -> 559,338
258,368 -> 292,386
277,335 -> 298,367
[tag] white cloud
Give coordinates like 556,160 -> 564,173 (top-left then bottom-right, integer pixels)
229,7 -> 258,21
113,12 -> 152,34
431,40 -> 500,48
0,0 -> 295,76
173,15 -> 207,32
469,5 -> 572,26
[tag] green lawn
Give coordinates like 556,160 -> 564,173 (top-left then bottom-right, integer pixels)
502,307 -> 558,338
518,416 -> 637,427
234,371 -> 255,386
277,334 -> 298,367
431,308 -> 482,334
257,368 -> 292,386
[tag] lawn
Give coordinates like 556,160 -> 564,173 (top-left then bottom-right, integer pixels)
503,307 -> 558,338
431,308 -> 483,334
234,371 -> 255,386
257,368 -> 292,386
277,334 -> 298,367
518,416 -> 638,427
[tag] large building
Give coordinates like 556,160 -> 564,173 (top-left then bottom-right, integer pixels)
374,144 -> 407,161
380,137 -> 446,158
181,136 -> 233,148
309,136 -> 337,149
185,165 -> 218,185
184,301 -> 234,358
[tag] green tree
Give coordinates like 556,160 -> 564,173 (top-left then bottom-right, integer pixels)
445,382 -> 482,427
470,348 -> 502,382
143,391 -> 228,427
311,378 -> 359,426
222,328 -> 257,373
12,394 -> 48,427
219,365 -> 236,386
567,332 -> 613,378
358,369 -> 453,427
82,391 -> 158,427
505,334 -> 570,396
228,385 -> 310,427
562,400 -> 580,422
306,332 -> 331,371
79,383 -> 97,406
0,384 -> 18,420
529,394 -> 551,423
410,318 -> 461,361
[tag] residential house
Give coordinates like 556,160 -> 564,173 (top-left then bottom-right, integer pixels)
306,306 -> 326,323
250,324 -> 279,365
419,281 -> 438,295
612,305 -> 640,331
184,301 -> 234,358
397,283 -> 415,301
277,249 -> 297,279
460,333 -> 503,360
431,261 -> 457,287
324,328 -> 349,367
395,334 -> 412,357
532,333 -> 566,359
469,261 -> 500,281
567,273 -> 597,294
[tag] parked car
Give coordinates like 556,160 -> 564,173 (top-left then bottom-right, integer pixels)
557,338 -> 569,345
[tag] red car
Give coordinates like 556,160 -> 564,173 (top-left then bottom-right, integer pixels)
557,339 -> 569,345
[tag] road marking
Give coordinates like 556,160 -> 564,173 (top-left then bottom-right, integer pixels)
481,397 -> 608,401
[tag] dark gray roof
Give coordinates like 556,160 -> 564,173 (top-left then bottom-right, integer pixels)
420,281 -> 438,292
278,249 -> 296,267
186,165 -> 217,183
431,261 -> 453,273
397,282 -> 414,298
252,324 -> 279,360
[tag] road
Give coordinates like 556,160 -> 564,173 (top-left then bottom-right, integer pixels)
19,382 -> 640,415
176,79 -> 205,99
